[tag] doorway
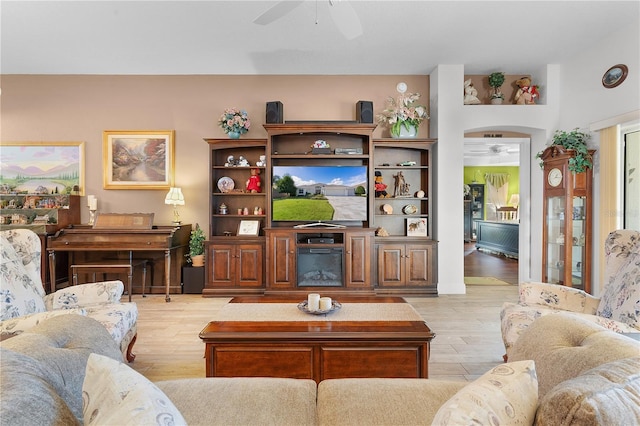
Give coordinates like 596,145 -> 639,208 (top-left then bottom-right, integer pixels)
463,135 -> 528,285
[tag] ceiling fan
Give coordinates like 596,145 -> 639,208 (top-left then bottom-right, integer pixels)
468,144 -> 520,156
253,0 -> 363,40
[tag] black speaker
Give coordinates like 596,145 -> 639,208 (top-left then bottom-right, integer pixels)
356,100 -> 374,123
266,101 -> 284,124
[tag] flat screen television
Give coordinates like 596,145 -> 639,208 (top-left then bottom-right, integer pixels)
272,165 -> 368,222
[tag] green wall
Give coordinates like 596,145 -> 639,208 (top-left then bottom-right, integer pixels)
464,165 -> 520,204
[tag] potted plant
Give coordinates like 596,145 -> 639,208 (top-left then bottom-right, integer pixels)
536,128 -> 593,173
488,72 -> 505,104
187,223 -> 206,267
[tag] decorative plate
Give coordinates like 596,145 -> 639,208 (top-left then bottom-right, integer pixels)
297,300 -> 342,315
382,204 -> 393,214
403,204 -> 418,215
217,177 -> 234,193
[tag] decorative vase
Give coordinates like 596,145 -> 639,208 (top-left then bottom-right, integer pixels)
391,123 -> 417,139
227,131 -> 240,139
490,97 -> 503,105
191,254 -> 205,267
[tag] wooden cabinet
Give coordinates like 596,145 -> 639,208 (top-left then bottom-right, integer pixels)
204,124 -> 438,296
265,228 -> 374,294
203,239 -> 264,294
266,230 -> 296,289
372,139 -> 438,294
540,146 -> 595,293
376,240 -> 436,294
204,139 -> 267,238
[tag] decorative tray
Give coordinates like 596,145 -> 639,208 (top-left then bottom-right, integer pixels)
297,300 -> 342,315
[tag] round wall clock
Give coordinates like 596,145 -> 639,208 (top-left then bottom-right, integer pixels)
602,64 -> 628,89
547,168 -> 563,187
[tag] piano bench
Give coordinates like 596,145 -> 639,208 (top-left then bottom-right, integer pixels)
70,260 -> 149,302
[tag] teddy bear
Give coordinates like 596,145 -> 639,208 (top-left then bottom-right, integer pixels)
463,79 -> 481,105
246,168 -> 261,193
374,171 -> 390,198
513,77 -> 540,105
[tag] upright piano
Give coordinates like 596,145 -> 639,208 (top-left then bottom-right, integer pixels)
47,223 -> 191,302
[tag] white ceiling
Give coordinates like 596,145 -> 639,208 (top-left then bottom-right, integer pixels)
1,1 -> 638,76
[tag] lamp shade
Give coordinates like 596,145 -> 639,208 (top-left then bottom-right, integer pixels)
165,187 -> 185,206
509,193 -> 520,207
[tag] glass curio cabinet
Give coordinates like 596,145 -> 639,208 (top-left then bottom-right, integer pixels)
540,146 -> 595,293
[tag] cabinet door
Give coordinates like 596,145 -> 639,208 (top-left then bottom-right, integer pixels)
208,244 -> 235,287
268,232 -> 296,288
345,233 -> 370,288
377,244 -> 405,287
405,244 -> 432,286
236,244 -> 263,288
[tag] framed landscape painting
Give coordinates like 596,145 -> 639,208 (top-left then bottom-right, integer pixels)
103,130 -> 175,190
0,141 -> 85,195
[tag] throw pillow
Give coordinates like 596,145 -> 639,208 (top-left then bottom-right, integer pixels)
0,236 -> 46,321
82,353 -> 186,426
536,357 -> 640,425
596,250 -> 640,329
432,360 -> 538,425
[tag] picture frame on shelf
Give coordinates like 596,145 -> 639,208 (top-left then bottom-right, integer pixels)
0,141 -> 85,195
237,220 -> 260,236
406,218 -> 428,237
102,130 -> 175,190
602,64 -> 628,89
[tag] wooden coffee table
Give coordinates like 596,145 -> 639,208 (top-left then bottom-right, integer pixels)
199,296 -> 435,383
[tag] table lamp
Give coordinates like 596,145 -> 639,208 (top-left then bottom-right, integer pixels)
165,187 -> 185,225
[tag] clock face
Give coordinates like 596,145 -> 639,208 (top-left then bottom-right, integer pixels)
547,168 -> 563,187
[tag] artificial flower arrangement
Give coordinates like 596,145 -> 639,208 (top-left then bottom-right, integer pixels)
218,108 -> 251,136
377,83 -> 429,137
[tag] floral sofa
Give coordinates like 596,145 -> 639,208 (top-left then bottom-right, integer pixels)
0,228 -> 138,361
501,229 -> 640,359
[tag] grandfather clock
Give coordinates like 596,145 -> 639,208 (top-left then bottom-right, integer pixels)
541,145 -> 595,293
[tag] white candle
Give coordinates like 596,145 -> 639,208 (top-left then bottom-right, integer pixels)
87,195 -> 95,207
319,297 -> 332,311
89,198 -> 97,210
307,293 -> 320,311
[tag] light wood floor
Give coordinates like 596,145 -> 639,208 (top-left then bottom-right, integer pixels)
129,283 -> 518,383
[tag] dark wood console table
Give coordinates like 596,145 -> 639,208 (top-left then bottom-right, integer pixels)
47,224 -> 190,302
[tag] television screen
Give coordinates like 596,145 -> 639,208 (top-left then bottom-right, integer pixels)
272,165 -> 368,222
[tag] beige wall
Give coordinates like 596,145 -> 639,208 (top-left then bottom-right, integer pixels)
1,75 -> 429,232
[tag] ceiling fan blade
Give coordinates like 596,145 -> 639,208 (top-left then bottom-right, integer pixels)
328,1 -> 363,40
254,1 -> 304,25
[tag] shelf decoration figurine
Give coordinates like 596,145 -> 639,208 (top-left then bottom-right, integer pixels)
513,77 -> 540,105
218,108 -> 251,139
463,79 -> 481,105
377,82 -> 428,138
488,72 -> 505,104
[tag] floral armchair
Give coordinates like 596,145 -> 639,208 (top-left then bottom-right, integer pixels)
1,229 -> 138,362
501,229 -> 640,360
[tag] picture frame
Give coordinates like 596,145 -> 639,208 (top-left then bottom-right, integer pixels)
406,218 -> 428,237
103,130 -> 175,190
237,220 -> 260,236
602,64 -> 628,89
0,141 -> 85,195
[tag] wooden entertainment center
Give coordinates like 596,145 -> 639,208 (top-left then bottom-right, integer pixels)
204,122 -> 437,296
